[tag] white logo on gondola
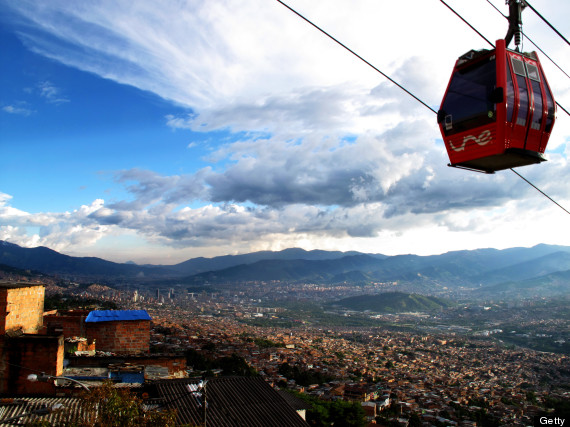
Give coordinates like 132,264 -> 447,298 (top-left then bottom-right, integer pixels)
449,130 -> 492,152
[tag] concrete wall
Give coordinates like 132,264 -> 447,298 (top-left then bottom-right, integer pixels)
69,353 -> 187,378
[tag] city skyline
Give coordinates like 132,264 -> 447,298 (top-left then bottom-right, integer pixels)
1,0 -> 569,264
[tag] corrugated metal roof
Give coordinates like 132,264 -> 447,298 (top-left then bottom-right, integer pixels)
85,310 -> 152,323
277,389 -> 312,411
146,377 -> 309,426
0,397 -> 88,426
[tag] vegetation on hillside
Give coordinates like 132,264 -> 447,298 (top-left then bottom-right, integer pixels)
333,292 -> 452,313
44,294 -> 118,311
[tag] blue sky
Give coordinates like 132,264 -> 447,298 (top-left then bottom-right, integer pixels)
1,27 -> 203,210
1,0 -> 569,264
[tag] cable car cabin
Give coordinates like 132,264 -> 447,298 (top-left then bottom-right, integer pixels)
437,39 -> 556,173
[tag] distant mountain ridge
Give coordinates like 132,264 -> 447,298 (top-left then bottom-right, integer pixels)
167,247 -> 377,276
0,240 -> 376,279
1,240 -> 569,298
188,254 -> 383,283
472,251 -> 570,285
184,245 -> 570,288
0,240 -> 170,278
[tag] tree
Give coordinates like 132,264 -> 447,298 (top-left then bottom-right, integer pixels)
408,412 -> 422,427
218,353 -> 257,376
291,392 -> 366,427
328,399 -> 366,427
74,382 -> 176,426
186,348 -> 212,371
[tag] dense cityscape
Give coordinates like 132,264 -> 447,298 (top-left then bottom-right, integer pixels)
35,274 -> 569,426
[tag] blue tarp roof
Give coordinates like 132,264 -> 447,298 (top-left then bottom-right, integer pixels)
85,310 -> 152,323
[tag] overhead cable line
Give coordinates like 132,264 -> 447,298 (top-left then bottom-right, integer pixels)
276,0 -> 570,216
4,360 -> 45,374
525,0 -> 570,47
275,0 -> 437,114
510,168 -> 570,215
438,0 -> 494,48
485,0 -> 570,80
555,102 -> 570,117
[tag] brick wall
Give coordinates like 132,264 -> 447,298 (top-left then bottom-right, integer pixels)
0,284 -> 45,335
0,334 -> 63,394
86,320 -> 150,354
44,310 -> 89,337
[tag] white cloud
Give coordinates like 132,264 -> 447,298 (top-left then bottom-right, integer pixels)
2,104 -> 34,116
0,225 -> 42,248
37,81 -> 69,104
0,195 -> 112,252
0,192 -> 33,219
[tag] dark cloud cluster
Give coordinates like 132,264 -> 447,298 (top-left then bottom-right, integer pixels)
78,118 -> 569,248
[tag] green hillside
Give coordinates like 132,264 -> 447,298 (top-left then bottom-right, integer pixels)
334,292 -> 452,313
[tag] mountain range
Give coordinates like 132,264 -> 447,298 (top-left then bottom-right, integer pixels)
0,241 -> 371,278
1,240 -> 570,298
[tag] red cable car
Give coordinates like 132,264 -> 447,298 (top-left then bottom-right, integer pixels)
437,3 -> 556,173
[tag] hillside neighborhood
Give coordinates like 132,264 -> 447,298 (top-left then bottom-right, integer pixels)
0,272 -> 568,425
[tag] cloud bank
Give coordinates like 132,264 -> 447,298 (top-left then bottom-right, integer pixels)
1,0 -> 569,261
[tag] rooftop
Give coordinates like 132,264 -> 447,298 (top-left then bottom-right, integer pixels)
146,377 -> 308,426
0,282 -> 44,289
85,310 -> 152,323
0,397 -> 83,425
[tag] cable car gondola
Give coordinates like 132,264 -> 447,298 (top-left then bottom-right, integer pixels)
437,1 -> 556,173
